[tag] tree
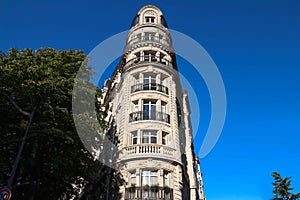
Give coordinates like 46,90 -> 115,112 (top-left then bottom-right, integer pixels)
0,48 -> 123,199
271,172 -> 300,200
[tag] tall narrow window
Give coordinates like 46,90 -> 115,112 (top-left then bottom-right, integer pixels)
143,100 -> 156,120
162,131 -> 168,145
131,131 -> 138,145
131,101 -> 139,121
161,101 -> 167,113
143,75 -> 156,90
129,172 -> 136,185
163,171 -> 170,186
132,101 -> 139,112
161,101 -> 168,122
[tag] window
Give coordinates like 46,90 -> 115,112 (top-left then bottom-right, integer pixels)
143,100 -> 156,120
142,130 -> 157,144
131,101 -> 139,121
145,32 -> 155,41
142,170 -> 158,185
145,16 -> 155,23
159,34 -> 164,44
144,75 -> 156,90
161,101 -> 169,122
137,33 -> 141,41
132,101 -> 139,112
144,51 -> 156,62
162,131 -> 168,145
131,131 -> 138,145
129,172 -> 136,185
161,101 -> 167,113
163,171 -> 170,186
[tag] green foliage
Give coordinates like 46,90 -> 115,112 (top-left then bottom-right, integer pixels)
271,172 -> 300,200
0,48 -> 122,199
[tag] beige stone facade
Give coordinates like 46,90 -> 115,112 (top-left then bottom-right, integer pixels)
101,5 -> 205,200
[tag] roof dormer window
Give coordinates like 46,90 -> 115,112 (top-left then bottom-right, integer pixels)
145,16 -> 155,23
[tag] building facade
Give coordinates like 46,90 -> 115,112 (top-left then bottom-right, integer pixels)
101,5 -> 205,200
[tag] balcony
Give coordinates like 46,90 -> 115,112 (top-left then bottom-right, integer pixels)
126,35 -> 172,49
131,83 -> 168,95
124,144 -> 175,157
125,186 -> 173,200
129,111 -> 170,123
125,56 -> 172,69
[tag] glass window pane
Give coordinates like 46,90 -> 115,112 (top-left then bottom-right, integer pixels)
162,132 -> 168,145
133,138 -> 137,144
142,177 -> 149,185
131,177 -> 136,184
130,173 -> 136,184
142,132 -> 149,143
151,77 -> 156,84
164,172 -> 169,186
150,176 -> 158,184
143,104 -> 149,111
142,137 -> 149,143
144,77 -> 149,84
161,102 -> 166,113
151,137 -> 157,143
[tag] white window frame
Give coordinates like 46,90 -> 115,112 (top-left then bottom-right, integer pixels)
161,101 -> 167,113
144,52 -> 156,62
142,130 -> 157,144
129,172 -> 136,185
162,131 -> 168,145
142,170 -> 158,186
145,16 -> 155,23
132,101 -> 139,112
163,171 -> 170,186
131,131 -> 138,145
143,99 -> 156,119
144,75 -> 156,89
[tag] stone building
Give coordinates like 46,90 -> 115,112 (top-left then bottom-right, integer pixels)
101,5 -> 205,200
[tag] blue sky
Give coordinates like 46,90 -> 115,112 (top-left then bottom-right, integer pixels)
1,0 -> 300,199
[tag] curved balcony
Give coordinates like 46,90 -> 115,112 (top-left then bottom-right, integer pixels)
125,186 -> 173,200
124,144 -> 175,157
129,111 -> 170,124
124,56 -> 172,70
131,83 -> 169,95
126,35 -> 172,49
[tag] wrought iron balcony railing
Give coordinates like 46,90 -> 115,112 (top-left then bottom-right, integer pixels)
125,186 -> 173,200
125,56 -> 172,68
131,83 -> 169,95
129,111 -> 170,124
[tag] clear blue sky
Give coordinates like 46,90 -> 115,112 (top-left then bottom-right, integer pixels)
1,0 -> 300,199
